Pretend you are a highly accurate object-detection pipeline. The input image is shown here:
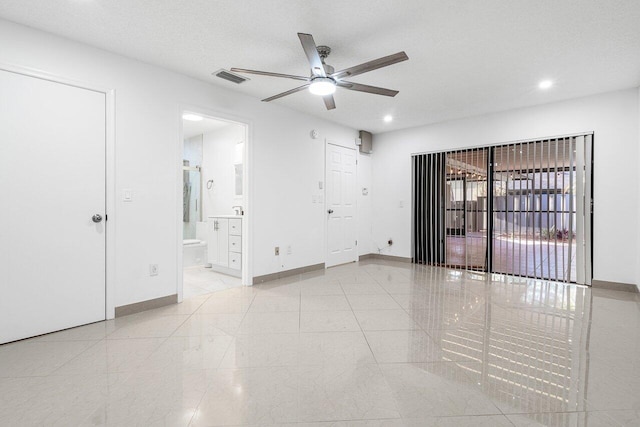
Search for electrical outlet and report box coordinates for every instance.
[287,245,292,255]
[275,246,280,256]
[149,264,159,276]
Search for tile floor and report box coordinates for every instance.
[183,266,243,298]
[1,260,639,426]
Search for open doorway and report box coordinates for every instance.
[180,111,249,299]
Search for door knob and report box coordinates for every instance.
[92,214,103,223]
[327,209,334,214]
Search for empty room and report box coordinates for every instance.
[1,1,639,426]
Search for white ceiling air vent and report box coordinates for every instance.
[212,69,250,84]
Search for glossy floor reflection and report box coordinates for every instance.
[183,266,243,299]
[1,260,639,426]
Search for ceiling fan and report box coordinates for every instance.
[231,33,408,110]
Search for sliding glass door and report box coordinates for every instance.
[444,148,489,270]
[412,134,593,284]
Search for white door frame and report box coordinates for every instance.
[177,106,253,300]
[0,62,117,319]
[325,140,358,268]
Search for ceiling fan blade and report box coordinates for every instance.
[298,33,326,77]
[323,94,336,110]
[337,81,399,97]
[262,84,310,102]
[230,68,310,82]
[332,51,408,80]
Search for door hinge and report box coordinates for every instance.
[105,214,108,221]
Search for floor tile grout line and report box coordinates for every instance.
[219,292,257,337]
[341,282,381,366]
[107,314,192,375]
[374,269,442,341]
[187,292,258,427]
[35,339,104,377]
[375,266,487,367]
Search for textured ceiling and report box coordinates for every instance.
[1,1,639,133]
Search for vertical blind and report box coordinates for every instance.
[412,152,446,265]
[412,135,593,284]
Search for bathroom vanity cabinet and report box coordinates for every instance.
[206,215,242,277]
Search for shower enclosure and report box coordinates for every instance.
[183,160,201,240]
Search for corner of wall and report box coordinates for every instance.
[357,150,374,256]
[637,86,640,289]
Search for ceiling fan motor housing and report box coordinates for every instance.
[316,46,335,75]
[316,45,331,59]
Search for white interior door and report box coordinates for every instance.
[326,143,357,267]
[0,70,106,344]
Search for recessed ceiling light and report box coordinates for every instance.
[383,115,393,122]
[538,80,553,90]
[182,113,203,121]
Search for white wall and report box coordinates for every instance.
[638,87,640,286]
[201,124,244,218]
[0,19,364,307]
[357,152,373,256]
[372,89,640,287]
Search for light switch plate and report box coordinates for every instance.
[123,189,133,202]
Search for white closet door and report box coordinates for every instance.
[0,70,106,344]
[326,143,357,267]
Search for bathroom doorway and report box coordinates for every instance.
[179,111,250,299]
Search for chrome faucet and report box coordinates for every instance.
[232,205,243,215]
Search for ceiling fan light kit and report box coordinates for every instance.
[308,77,336,96]
[231,33,408,110]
